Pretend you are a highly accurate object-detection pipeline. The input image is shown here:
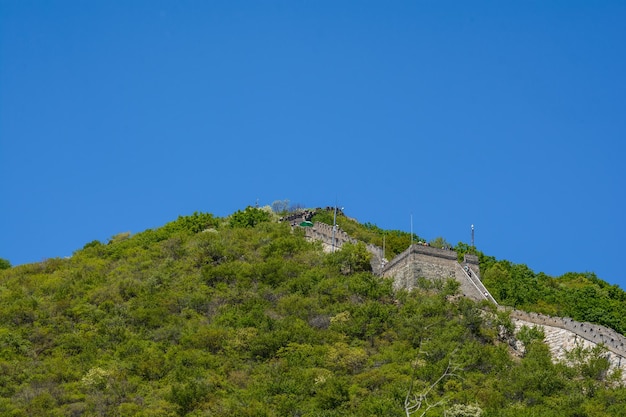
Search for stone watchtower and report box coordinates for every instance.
[381,245,494,303]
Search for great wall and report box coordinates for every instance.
[285,211,626,377]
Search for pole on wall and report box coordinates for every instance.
[471,224,475,250]
[410,213,414,285]
[381,233,386,270]
[332,203,343,252]
[332,205,338,252]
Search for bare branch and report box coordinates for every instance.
[404,350,462,417]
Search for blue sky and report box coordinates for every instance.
[1,1,625,288]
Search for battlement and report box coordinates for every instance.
[509,309,626,358]
[382,244,458,271]
[304,222,357,248]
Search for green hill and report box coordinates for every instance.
[0,208,625,416]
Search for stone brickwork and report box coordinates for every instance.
[455,262,494,302]
[464,253,480,276]
[303,222,357,250]
[510,309,626,358]
[512,314,626,380]
[380,244,492,302]
[381,244,456,290]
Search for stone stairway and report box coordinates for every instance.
[457,262,498,304]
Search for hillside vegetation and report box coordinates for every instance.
[314,208,626,336]
[1,207,625,416]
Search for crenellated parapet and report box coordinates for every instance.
[380,244,490,301]
[303,222,357,249]
[510,311,626,380]
[509,309,626,359]
[382,243,458,271]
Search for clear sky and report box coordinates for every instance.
[1,1,625,288]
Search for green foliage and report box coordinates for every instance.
[566,344,613,383]
[327,242,372,275]
[481,260,626,335]
[516,325,545,350]
[0,206,625,416]
[311,210,420,258]
[444,403,483,417]
[0,257,12,270]
[229,206,271,228]
[164,211,219,234]
[169,379,211,415]
[429,236,452,249]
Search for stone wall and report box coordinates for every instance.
[512,315,626,380]
[380,244,492,302]
[464,254,480,277]
[455,262,493,302]
[303,222,357,250]
[381,244,456,291]
[509,309,626,358]
[301,222,384,274]
[382,244,458,270]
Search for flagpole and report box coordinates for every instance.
[410,213,413,247]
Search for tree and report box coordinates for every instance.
[0,258,11,270]
[444,404,483,417]
[566,344,612,382]
[481,263,511,304]
[164,211,218,234]
[429,237,451,249]
[405,355,461,416]
[271,199,290,214]
[516,325,545,353]
[229,206,271,228]
[329,242,372,275]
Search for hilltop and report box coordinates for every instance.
[0,207,625,416]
